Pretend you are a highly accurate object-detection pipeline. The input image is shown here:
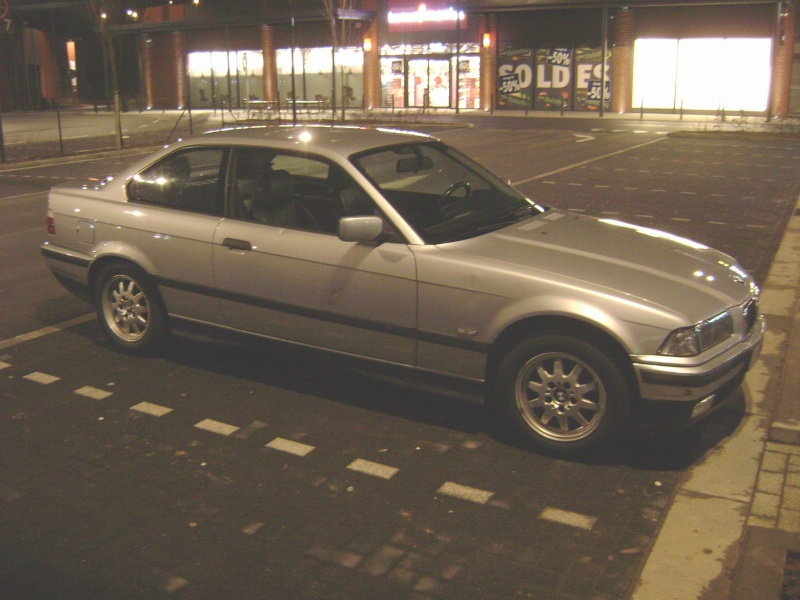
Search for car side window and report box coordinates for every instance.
[128,148,225,215]
[231,149,378,235]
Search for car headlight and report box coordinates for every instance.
[658,311,734,357]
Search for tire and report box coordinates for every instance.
[494,335,631,456]
[94,262,168,355]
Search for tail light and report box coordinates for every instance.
[46,210,56,235]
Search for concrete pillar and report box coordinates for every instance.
[362,20,380,109]
[770,4,795,119]
[479,14,497,111]
[611,8,634,114]
[260,25,279,103]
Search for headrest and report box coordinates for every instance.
[268,169,293,197]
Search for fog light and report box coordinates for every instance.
[691,395,715,418]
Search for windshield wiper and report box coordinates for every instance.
[476,206,535,233]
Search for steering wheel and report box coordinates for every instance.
[436,181,472,213]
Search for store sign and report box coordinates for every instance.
[388,1,466,32]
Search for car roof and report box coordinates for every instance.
[189,125,437,156]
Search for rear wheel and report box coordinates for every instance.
[94,263,167,355]
[495,335,631,455]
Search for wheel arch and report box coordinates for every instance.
[88,255,168,319]
[88,252,158,299]
[485,315,639,402]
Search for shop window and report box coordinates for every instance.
[633,38,771,112]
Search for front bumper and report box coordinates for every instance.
[631,315,765,424]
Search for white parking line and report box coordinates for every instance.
[539,507,597,530]
[512,137,666,185]
[347,459,399,480]
[194,418,240,436]
[0,314,95,350]
[74,386,112,400]
[131,402,173,417]
[266,437,315,456]
[437,481,494,505]
[23,372,60,385]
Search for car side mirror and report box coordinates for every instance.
[338,216,384,243]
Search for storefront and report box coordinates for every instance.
[472,0,796,117]
[380,43,481,108]
[380,1,482,109]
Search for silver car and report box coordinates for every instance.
[41,126,765,455]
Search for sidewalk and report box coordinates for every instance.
[633,190,800,599]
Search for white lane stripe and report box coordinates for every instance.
[513,137,666,185]
[266,437,315,456]
[131,402,173,417]
[539,507,597,530]
[74,386,112,400]
[194,419,240,436]
[23,372,60,384]
[437,481,494,505]
[347,459,399,480]
[0,314,95,350]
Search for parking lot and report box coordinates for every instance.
[1,114,799,598]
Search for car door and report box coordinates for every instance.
[125,146,227,325]
[212,147,418,365]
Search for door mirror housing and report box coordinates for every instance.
[338,216,384,243]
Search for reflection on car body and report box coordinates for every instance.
[41,126,765,456]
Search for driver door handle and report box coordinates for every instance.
[222,238,252,251]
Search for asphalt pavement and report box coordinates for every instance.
[1,107,799,599]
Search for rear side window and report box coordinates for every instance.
[128,148,226,215]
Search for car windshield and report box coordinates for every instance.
[351,141,547,244]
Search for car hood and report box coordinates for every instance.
[443,210,756,322]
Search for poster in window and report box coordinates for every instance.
[535,47,572,111]
[574,47,611,112]
[497,48,534,111]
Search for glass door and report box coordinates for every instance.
[408,58,451,108]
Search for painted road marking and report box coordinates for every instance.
[437,481,494,505]
[347,459,399,480]
[194,419,240,436]
[0,314,95,351]
[23,372,60,384]
[74,386,112,400]
[266,437,315,457]
[0,361,10,371]
[131,402,173,417]
[540,507,597,530]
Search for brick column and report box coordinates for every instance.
[172,31,186,109]
[139,33,153,109]
[611,8,634,114]
[260,25,279,103]
[362,20,380,109]
[479,14,497,111]
[770,5,795,119]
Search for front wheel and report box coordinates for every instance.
[494,335,631,455]
[94,262,168,355]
